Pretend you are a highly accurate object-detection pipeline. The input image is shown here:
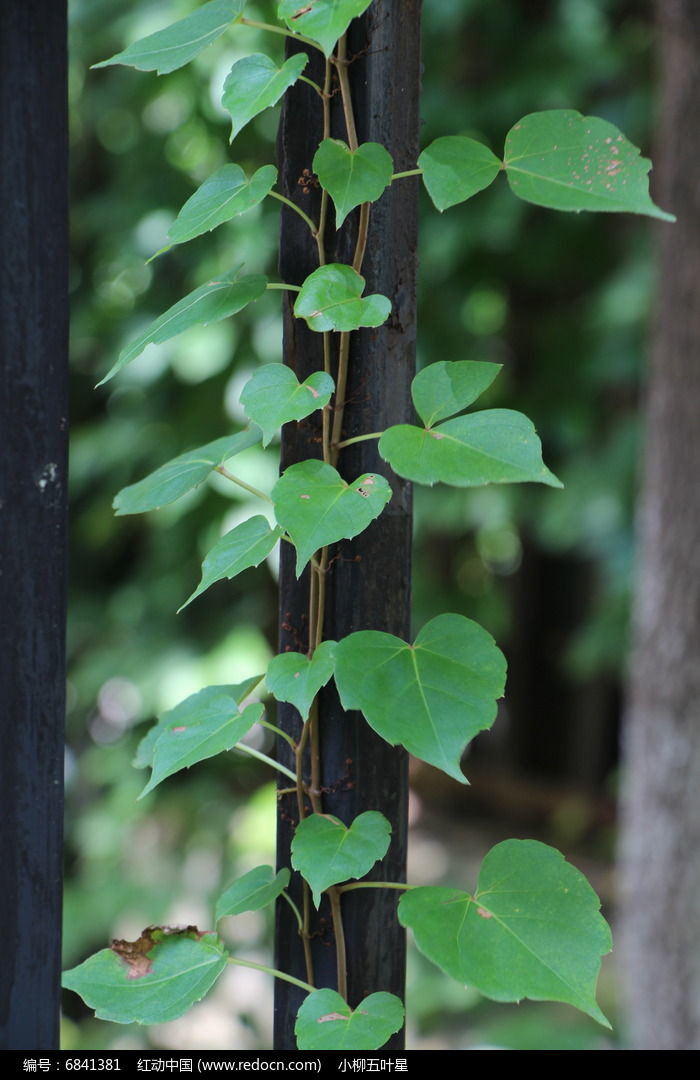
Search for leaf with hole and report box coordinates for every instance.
[272,459,392,576]
[266,640,337,721]
[62,929,228,1024]
[313,139,394,228]
[215,866,291,922]
[379,410,562,489]
[223,52,309,141]
[113,428,261,516]
[179,517,283,611]
[296,988,404,1051]
[93,0,245,75]
[398,839,612,1026]
[334,613,506,783]
[277,0,374,57]
[98,273,267,384]
[291,811,391,907]
[165,165,277,249]
[294,264,391,333]
[240,363,335,447]
[411,361,502,427]
[418,135,501,211]
[504,110,675,221]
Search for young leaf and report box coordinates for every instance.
[139,687,264,798]
[412,361,502,427]
[313,139,394,229]
[166,165,278,248]
[240,363,335,447]
[294,264,391,333]
[113,428,261,516]
[98,273,267,384]
[418,135,501,211]
[222,53,309,141]
[272,459,392,576]
[215,866,291,922]
[398,839,612,1027]
[266,640,337,721]
[291,811,391,907]
[277,0,374,57]
[334,613,506,783]
[504,110,675,222]
[179,517,283,611]
[93,0,245,75]
[379,410,563,489]
[295,989,404,1051]
[62,928,228,1025]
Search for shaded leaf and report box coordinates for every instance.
[272,459,392,575]
[294,264,391,333]
[266,640,337,721]
[334,613,506,783]
[291,811,391,906]
[412,361,501,427]
[419,135,501,211]
[223,52,308,140]
[179,517,283,611]
[399,839,612,1026]
[277,0,373,57]
[240,363,335,447]
[215,866,291,922]
[166,165,277,248]
[504,110,675,222]
[296,988,404,1051]
[313,139,393,228]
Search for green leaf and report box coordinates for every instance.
[294,264,391,333]
[418,135,502,211]
[504,110,675,222]
[222,53,309,141]
[277,0,373,57]
[412,361,502,427]
[272,459,392,575]
[93,0,245,75]
[166,165,277,248]
[240,363,335,447]
[296,989,404,1051]
[266,640,337,721]
[398,839,612,1027]
[379,410,563,489]
[113,428,261,516]
[62,929,228,1025]
[139,686,264,797]
[313,139,394,228]
[334,613,506,783]
[99,273,267,384]
[291,811,391,907]
[179,517,283,611]
[215,866,291,922]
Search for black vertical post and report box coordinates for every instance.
[0,0,68,1051]
[275,2,421,1050]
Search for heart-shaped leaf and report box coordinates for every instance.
[412,361,502,427]
[62,928,228,1024]
[93,0,245,75]
[418,135,501,211]
[113,427,261,516]
[313,139,394,228]
[272,460,392,575]
[379,410,562,489]
[291,811,391,906]
[266,640,337,721]
[179,517,283,611]
[215,866,291,922]
[278,1,374,57]
[398,839,612,1026]
[294,264,391,333]
[240,363,335,447]
[98,273,267,385]
[504,110,675,222]
[139,686,264,798]
[295,988,404,1051]
[334,613,506,783]
[166,165,277,249]
[223,52,309,141]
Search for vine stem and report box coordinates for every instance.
[269,191,318,237]
[392,168,423,180]
[233,743,296,782]
[238,17,325,55]
[333,36,358,151]
[328,887,348,1000]
[337,881,413,894]
[280,889,304,933]
[260,718,297,751]
[334,431,383,450]
[215,466,271,502]
[267,282,301,293]
[228,955,315,995]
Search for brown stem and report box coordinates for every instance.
[328,887,348,1001]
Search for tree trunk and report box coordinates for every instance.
[620,0,700,1050]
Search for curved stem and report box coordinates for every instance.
[233,743,297,782]
[227,955,315,994]
[337,880,414,894]
[260,718,297,752]
[299,74,324,97]
[269,191,318,237]
[333,431,383,450]
[238,17,325,55]
[280,889,304,933]
[215,466,271,503]
[267,281,301,293]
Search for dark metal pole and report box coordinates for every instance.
[0,0,68,1051]
[274,1,421,1050]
